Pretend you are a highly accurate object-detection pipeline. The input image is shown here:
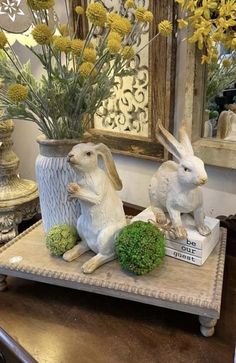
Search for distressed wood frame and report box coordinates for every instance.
[183,43,236,170]
[70,0,177,161]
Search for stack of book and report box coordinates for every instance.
[131,208,220,266]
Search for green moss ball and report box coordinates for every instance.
[46,224,78,256]
[115,221,165,275]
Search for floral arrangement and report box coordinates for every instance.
[0,0,172,140]
[176,0,236,64]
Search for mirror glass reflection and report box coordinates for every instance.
[204,47,236,141]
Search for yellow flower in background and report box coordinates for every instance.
[177,19,188,29]
[223,59,231,68]
[124,0,135,9]
[219,0,236,17]
[0,31,7,49]
[158,20,173,36]
[212,30,224,42]
[79,62,96,77]
[231,38,236,49]
[122,46,135,59]
[86,3,107,27]
[108,31,122,43]
[7,84,28,103]
[32,24,53,45]
[53,37,72,53]
[58,24,69,37]
[186,0,198,12]
[83,48,97,63]
[75,6,84,15]
[135,7,146,22]
[144,11,154,23]
[201,55,211,64]
[27,0,54,10]
[189,29,204,49]
[71,39,84,55]
[107,39,121,54]
[219,17,236,29]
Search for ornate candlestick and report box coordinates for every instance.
[0,120,39,243]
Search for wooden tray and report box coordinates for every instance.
[0,221,227,337]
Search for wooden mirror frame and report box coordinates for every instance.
[70,0,177,161]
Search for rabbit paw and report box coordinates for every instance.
[81,260,97,274]
[67,183,80,201]
[67,182,80,193]
[156,212,167,225]
[173,226,188,240]
[63,250,75,262]
[197,224,211,236]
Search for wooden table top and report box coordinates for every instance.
[0,254,235,363]
[0,222,227,319]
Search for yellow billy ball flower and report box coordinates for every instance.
[177,18,188,29]
[32,24,53,45]
[0,31,7,49]
[71,38,84,55]
[27,0,54,10]
[7,84,28,103]
[108,14,132,36]
[135,7,146,22]
[158,20,173,36]
[58,24,69,37]
[86,3,107,27]
[53,36,72,53]
[144,11,154,23]
[122,46,135,59]
[75,6,84,15]
[83,48,97,63]
[87,41,94,49]
[107,39,121,54]
[108,31,122,43]
[124,0,135,9]
[79,62,97,77]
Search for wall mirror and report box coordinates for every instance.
[71,0,177,161]
[204,48,236,143]
[183,42,236,170]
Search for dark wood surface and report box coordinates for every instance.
[0,204,235,363]
[0,328,37,363]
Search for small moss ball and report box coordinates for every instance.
[115,221,165,275]
[46,224,78,256]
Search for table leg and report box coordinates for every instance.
[199,316,217,337]
[0,275,7,291]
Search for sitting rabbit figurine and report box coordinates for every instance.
[149,120,211,239]
[63,142,126,274]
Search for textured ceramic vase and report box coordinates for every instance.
[36,136,81,233]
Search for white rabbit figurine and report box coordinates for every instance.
[149,120,211,239]
[63,142,126,274]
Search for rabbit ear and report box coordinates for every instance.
[95,143,123,191]
[156,119,185,161]
[178,121,194,156]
